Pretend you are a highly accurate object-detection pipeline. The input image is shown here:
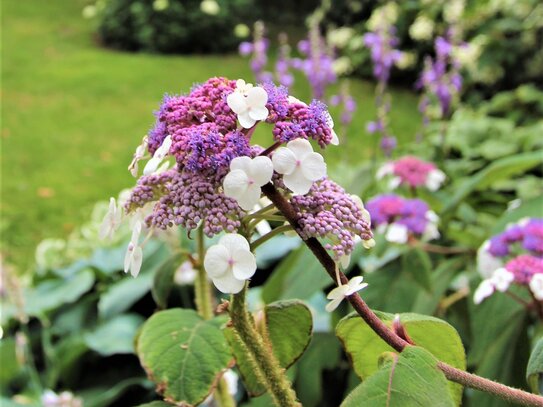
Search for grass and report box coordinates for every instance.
[1,0,420,272]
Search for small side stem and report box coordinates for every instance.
[194,225,236,406]
[250,224,293,250]
[194,225,213,320]
[230,287,300,407]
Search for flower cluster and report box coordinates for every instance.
[289,178,373,260]
[377,156,446,191]
[475,218,543,303]
[366,194,439,244]
[363,26,402,85]
[291,23,336,100]
[42,390,82,407]
[105,76,372,294]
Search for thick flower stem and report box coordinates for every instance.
[194,225,235,407]
[230,287,301,407]
[261,182,543,407]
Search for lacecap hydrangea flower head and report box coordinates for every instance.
[103,77,373,293]
[474,218,543,304]
[365,194,439,244]
[377,156,446,191]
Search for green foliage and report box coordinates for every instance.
[336,311,465,405]
[137,308,232,405]
[84,314,145,356]
[151,252,184,309]
[341,347,455,407]
[527,338,543,394]
[224,300,313,395]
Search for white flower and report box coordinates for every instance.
[477,241,503,278]
[272,139,327,195]
[143,135,172,175]
[124,222,143,277]
[128,136,148,177]
[362,238,376,249]
[376,163,393,179]
[204,234,257,294]
[422,211,440,241]
[174,259,197,285]
[473,279,495,304]
[99,197,122,240]
[326,276,368,312]
[530,274,543,301]
[227,82,269,129]
[287,96,307,106]
[490,268,514,292]
[223,156,273,210]
[323,111,339,145]
[385,223,409,244]
[222,369,239,395]
[409,15,434,40]
[200,0,220,15]
[426,169,446,191]
[388,176,402,190]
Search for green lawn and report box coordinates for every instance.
[2,0,420,272]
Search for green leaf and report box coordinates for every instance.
[262,246,331,303]
[224,300,313,396]
[0,338,22,390]
[25,268,95,316]
[402,249,432,292]
[341,347,455,407]
[80,377,150,407]
[133,402,173,407]
[84,313,144,356]
[443,151,543,213]
[137,309,232,406]
[152,252,184,309]
[336,311,465,405]
[527,338,543,394]
[492,195,543,234]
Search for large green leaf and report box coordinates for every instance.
[336,311,465,405]
[527,338,543,394]
[152,252,184,309]
[402,249,432,292]
[224,300,312,396]
[79,377,150,407]
[137,309,232,406]
[261,246,331,303]
[443,151,543,213]
[84,313,144,356]
[25,268,95,316]
[341,347,455,407]
[134,402,172,407]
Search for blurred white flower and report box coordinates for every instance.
[272,139,327,195]
[409,15,434,40]
[200,0,220,15]
[323,111,339,145]
[42,390,83,407]
[174,259,197,285]
[490,268,514,292]
[326,276,368,312]
[124,221,143,277]
[327,27,355,48]
[143,135,172,175]
[332,56,353,76]
[223,156,273,210]
[477,240,503,278]
[128,136,148,177]
[227,82,269,129]
[99,197,122,240]
[530,274,543,301]
[426,169,446,191]
[473,279,494,304]
[385,223,409,244]
[204,234,256,293]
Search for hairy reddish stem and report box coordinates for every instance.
[261,182,543,407]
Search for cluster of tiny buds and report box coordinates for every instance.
[474,218,543,304]
[101,77,374,295]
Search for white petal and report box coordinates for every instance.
[255,220,272,236]
[212,274,246,294]
[237,183,262,210]
[301,152,327,181]
[248,106,269,121]
[286,138,314,159]
[283,168,314,195]
[340,254,351,269]
[246,86,268,107]
[325,297,344,312]
[474,280,495,304]
[362,238,376,249]
[238,112,256,129]
[491,268,514,292]
[388,176,402,190]
[529,275,543,300]
[130,246,143,277]
[330,129,339,145]
[272,147,297,175]
[227,92,247,114]
[426,169,446,191]
[326,284,349,300]
[204,245,230,278]
[219,233,251,252]
[288,96,307,106]
[130,221,142,245]
[124,243,134,274]
[223,170,249,199]
[236,79,247,89]
[231,249,257,280]
[385,223,409,244]
[143,155,164,175]
[376,163,393,179]
[248,156,273,186]
[230,156,252,173]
